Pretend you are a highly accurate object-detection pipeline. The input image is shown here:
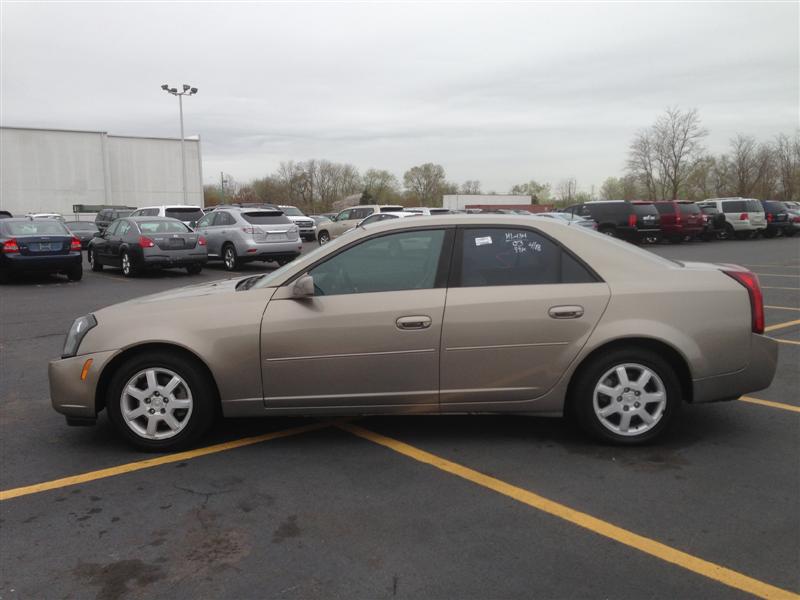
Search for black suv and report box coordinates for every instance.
[698,205,726,240]
[564,201,659,243]
[95,208,135,232]
[760,200,791,238]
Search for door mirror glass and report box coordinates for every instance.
[293,274,315,298]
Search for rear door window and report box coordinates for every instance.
[456,228,596,287]
[215,212,236,226]
[722,200,747,213]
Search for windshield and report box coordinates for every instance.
[137,220,191,233]
[633,204,659,216]
[3,220,70,236]
[66,222,98,231]
[280,206,304,216]
[243,211,292,225]
[165,208,204,221]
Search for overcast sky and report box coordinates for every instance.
[2,2,798,193]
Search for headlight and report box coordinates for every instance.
[62,314,97,358]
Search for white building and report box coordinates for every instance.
[442,194,532,210]
[0,126,203,216]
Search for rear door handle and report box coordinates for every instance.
[396,315,432,330]
[548,305,584,319]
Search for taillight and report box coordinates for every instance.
[739,213,748,221]
[722,269,764,334]
[241,227,256,234]
[70,237,82,251]
[793,216,800,223]
[628,214,637,227]
[2,238,19,254]
[767,213,773,222]
[198,236,207,246]
[138,236,155,248]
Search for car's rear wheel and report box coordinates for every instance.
[121,251,137,277]
[318,230,330,245]
[67,265,83,281]
[734,231,750,240]
[106,351,216,451]
[222,244,239,271]
[570,348,681,445]
[186,264,202,275]
[89,249,103,271]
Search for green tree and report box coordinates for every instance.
[403,163,447,206]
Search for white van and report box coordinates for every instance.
[696,198,766,239]
[129,205,205,228]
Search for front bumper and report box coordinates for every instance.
[692,334,778,403]
[49,349,117,419]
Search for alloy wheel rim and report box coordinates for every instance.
[224,248,234,269]
[122,254,130,274]
[120,367,193,440]
[319,233,329,244]
[592,363,666,436]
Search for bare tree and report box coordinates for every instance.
[460,180,482,194]
[729,134,774,197]
[555,178,578,203]
[509,180,551,203]
[627,129,660,200]
[775,132,800,201]
[403,163,447,206]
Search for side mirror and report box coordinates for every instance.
[293,274,314,298]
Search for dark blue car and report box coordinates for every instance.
[0,218,83,283]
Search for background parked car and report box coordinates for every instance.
[785,208,800,237]
[0,210,12,219]
[0,217,82,283]
[129,205,205,228]
[652,201,703,243]
[534,212,597,229]
[697,205,727,241]
[88,217,207,277]
[95,208,134,232]
[64,221,100,249]
[629,202,662,242]
[564,200,658,243]
[278,205,317,241]
[309,215,332,229]
[759,200,791,238]
[698,198,766,240]
[403,207,453,215]
[195,207,301,271]
[317,205,406,244]
[354,211,420,229]
[26,212,65,222]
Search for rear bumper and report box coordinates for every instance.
[692,334,778,403]
[1,252,82,272]
[49,349,117,419]
[140,250,208,268]
[237,239,303,261]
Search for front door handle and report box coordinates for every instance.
[548,305,584,319]
[396,315,432,330]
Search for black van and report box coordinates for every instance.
[563,201,660,243]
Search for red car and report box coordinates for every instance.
[653,201,704,243]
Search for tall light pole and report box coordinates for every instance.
[161,83,198,204]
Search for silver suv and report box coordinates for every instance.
[195,207,302,271]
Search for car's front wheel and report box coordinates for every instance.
[318,230,330,245]
[570,348,681,445]
[89,249,103,271]
[106,351,216,451]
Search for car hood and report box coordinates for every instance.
[103,277,244,311]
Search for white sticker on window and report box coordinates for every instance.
[475,236,493,246]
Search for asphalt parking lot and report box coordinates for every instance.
[1,238,798,599]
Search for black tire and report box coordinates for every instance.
[723,223,735,240]
[222,244,239,271]
[318,230,330,245]
[669,235,683,244]
[106,351,216,451]
[121,251,137,277]
[569,347,681,445]
[763,229,776,239]
[734,231,750,240]
[89,249,103,271]
[598,226,617,238]
[186,264,203,275]
[0,269,10,284]
[67,264,83,281]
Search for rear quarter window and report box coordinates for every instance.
[722,200,747,213]
[242,212,292,225]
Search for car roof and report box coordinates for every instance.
[126,216,184,221]
[135,205,202,210]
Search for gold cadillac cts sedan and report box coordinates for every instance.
[49,215,778,450]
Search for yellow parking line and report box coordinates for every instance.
[765,305,800,311]
[339,423,799,600]
[772,338,800,346]
[764,319,800,332]
[0,421,333,502]
[738,396,800,413]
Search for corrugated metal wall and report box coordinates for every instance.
[0,127,203,215]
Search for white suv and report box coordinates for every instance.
[278,206,316,241]
[697,198,766,240]
[130,205,205,228]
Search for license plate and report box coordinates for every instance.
[169,239,185,248]
[268,233,287,241]
[36,243,52,252]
